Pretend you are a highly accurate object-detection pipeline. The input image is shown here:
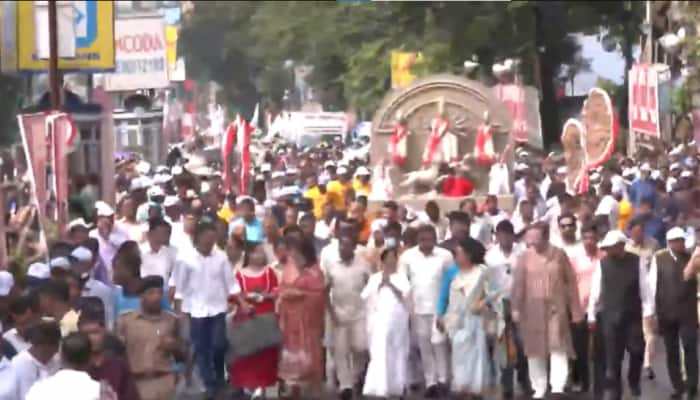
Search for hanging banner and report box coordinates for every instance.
[494,84,543,148]
[391,51,422,89]
[165,25,178,80]
[17,112,49,234]
[103,16,169,91]
[16,0,115,72]
[49,115,72,236]
[628,63,660,137]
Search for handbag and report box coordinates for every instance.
[228,312,283,358]
[227,267,284,358]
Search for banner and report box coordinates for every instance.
[493,84,543,148]
[391,51,421,89]
[17,112,49,236]
[15,0,115,72]
[628,63,660,137]
[47,114,72,235]
[103,16,169,91]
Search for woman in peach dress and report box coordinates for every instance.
[277,239,326,399]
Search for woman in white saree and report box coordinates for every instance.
[361,247,411,399]
[444,239,495,399]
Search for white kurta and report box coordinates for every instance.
[361,272,411,397]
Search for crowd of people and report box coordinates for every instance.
[1,139,700,400]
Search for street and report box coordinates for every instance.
[176,342,681,400]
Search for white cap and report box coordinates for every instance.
[651,170,662,180]
[337,166,348,175]
[279,186,301,197]
[599,230,628,248]
[68,218,93,230]
[261,163,272,173]
[590,172,601,182]
[0,271,14,296]
[70,246,93,263]
[271,171,285,179]
[95,201,115,217]
[26,263,50,280]
[130,176,145,191]
[682,170,693,178]
[640,163,652,172]
[666,227,686,241]
[163,196,179,207]
[49,257,71,270]
[263,199,276,209]
[355,166,370,176]
[155,165,169,174]
[556,166,568,175]
[324,161,335,169]
[135,160,151,174]
[671,162,682,171]
[255,174,265,181]
[185,189,197,199]
[515,163,529,172]
[147,186,165,198]
[153,174,172,184]
[236,195,254,205]
[286,168,298,175]
[171,165,184,175]
[200,182,211,193]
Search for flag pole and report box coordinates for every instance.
[48,1,62,109]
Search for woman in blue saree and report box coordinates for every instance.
[443,239,494,398]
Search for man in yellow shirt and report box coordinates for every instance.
[352,166,372,197]
[304,176,330,219]
[327,166,352,212]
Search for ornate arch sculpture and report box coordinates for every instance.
[371,74,513,193]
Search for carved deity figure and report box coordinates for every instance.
[390,110,410,167]
[422,97,460,168]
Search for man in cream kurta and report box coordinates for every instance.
[399,225,454,397]
[322,234,372,400]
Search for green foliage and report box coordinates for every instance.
[179,2,643,116]
[672,82,692,116]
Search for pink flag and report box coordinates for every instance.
[222,120,238,194]
[237,116,255,195]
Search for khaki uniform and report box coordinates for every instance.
[118,310,180,400]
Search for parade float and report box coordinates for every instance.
[369,73,518,210]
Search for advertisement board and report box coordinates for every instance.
[103,16,169,91]
[16,0,115,72]
[628,63,660,137]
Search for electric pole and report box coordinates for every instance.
[48,0,61,109]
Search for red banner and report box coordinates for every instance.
[493,83,528,142]
[17,113,49,230]
[628,64,660,137]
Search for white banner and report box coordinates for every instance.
[103,16,169,91]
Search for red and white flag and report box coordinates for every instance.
[236,115,255,195]
[221,120,237,194]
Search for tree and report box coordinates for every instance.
[179,1,640,139]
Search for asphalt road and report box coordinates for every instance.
[177,344,682,400]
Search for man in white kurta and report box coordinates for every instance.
[399,225,454,397]
[323,234,372,399]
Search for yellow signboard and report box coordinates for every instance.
[391,51,422,89]
[165,25,178,75]
[16,0,115,72]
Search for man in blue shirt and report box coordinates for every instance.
[635,199,666,247]
[629,164,656,210]
[228,197,265,242]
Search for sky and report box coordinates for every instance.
[566,33,640,96]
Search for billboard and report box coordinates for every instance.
[628,63,660,137]
[15,0,115,72]
[103,16,169,91]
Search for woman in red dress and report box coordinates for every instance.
[229,241,280,397]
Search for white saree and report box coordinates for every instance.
[361,272,411,397]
